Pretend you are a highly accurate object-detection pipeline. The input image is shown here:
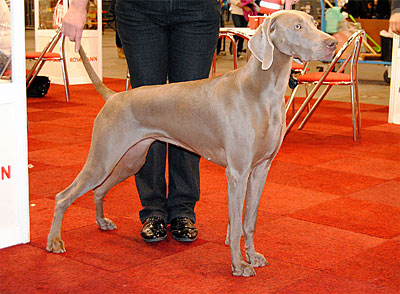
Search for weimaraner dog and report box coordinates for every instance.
[46,10,337,276]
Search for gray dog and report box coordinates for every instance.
[46,11,337,277]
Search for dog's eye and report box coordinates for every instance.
[294,24,302,30]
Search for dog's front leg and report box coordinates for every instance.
[226,167,256,277]
[243,161,271,268]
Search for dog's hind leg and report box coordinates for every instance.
[46,171,104,253]
[93,139,154,230]
[46,133,144,253]
[242,160,271,268]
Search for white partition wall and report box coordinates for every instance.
[389,34,400,124]
[33,0,102,85]
[0,0,30,249]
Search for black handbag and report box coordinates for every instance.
[27,76,51,98]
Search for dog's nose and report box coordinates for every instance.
[326,38,337,50]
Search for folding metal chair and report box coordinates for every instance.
[285,30,365,142]
[26,26,70,101]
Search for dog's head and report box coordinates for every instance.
[248,10,337,70]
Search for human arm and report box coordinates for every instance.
[390,0,400,34]
[62,0,88,52]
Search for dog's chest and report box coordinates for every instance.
[253,103,286,162]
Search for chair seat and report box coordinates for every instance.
[297,72,352,83]
[291,62,305,70]
[26,52,61,59]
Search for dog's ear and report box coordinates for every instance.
[248,17,275,70]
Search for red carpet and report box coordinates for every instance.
[1,79,399,293]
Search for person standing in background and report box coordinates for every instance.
[230,0,252,57]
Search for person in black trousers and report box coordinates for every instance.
[61,0,220,243]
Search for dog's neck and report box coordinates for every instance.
[241,52,292,102]
[247,50,292,77]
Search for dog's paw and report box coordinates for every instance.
[96,218,117,231]
[246,252,268,268]
[232,261,256,277]
[46,237,66,253]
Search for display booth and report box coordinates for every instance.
[33,0,102,85]
[389,34,400,124]
[0,0,30,249]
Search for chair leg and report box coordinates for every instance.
[285,84,299,114]
[350,84,358,142]
[26,59,46,88]
[60,35,70,102]
[305,84,311,112]
[0,57,11,78]
[292,97,296,115]
[298,84,333,130]
[354,81,361,139]
[286,87,319,135]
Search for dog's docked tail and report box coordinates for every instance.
[78,46,116,102]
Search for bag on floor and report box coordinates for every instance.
[27,76,50,98]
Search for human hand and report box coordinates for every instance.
[61,0,88,52]
[389,13,400,35]
[285,0,300,10]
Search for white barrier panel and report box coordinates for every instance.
[0,0,30,249]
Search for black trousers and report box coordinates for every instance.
[116,0,220,224]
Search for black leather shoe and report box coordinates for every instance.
[140,216,167,242]
[170,217,198,242]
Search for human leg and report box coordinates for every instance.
[165,1,220,239]
[116,0,169,230]
[231,13,247,53]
